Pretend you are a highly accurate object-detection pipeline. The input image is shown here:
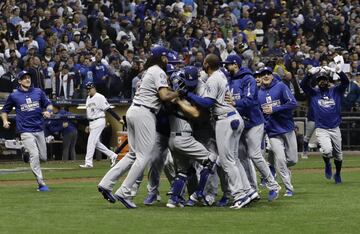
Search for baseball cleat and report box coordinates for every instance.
[185,199,196,207]
[79,164,93,168]
[284,190,294,197]
[114,194,137,209]
[98,186,116,203]
[301,153,308,159]
[247,190,260,202]
[325,163,332,180]
[143,193,161,205]
[204,194,215,206]
[268,189,279,202]
[230,196,251,209]
[334,173,342,184]
[37,185,50,192]
[166,198,184,208]
[217,196,230,207]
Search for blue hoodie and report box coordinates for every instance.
[300,72,349,129]
[228,68,264,129]
[258,78,297,137]
[2,87,51,133]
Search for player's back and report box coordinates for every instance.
[204,70,236,117]
[132,65,168,113]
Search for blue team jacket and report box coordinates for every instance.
[2,87,51,133]
[46,110,77,135]
[228,68,264,129]
[300,72,349,129]
[258,78,297,137]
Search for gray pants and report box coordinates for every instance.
[304,121,316,142]
[215,114,249,201]
[99,105,157,198]
[168,132,217,172]
[269,131,298,192]
[20,131,47,186]
[147,134,175,194]
[240,124,280,191]
[315,127,343,161]
[62,130,78,160]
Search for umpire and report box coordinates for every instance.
[1,71,53,192]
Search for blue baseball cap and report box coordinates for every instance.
[17,71,31,80]
[150,46,170,57]
[223,54,242,66]
[259,66,273,74]
[254,70,262,77]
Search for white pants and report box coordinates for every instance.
[84,118,116,166]
[315,127,343,161]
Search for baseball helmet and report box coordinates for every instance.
[254,70,262,77]
[183,66,199,89]
[85,82,95,89]
[17,71,31,80]
[167,51,182,64]
[166,64,176,75]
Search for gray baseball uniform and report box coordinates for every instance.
[240,124,281,191]
[98,65,169,199]
[203,70,250,201]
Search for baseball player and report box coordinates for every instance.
[1,71,53,192]
[80,82,120,168]
[224,55,281,201]
[187,54,258,209]
[300,66,349,183]
[166,66,218,208]
[258,67,298,197]
[97,46,179,208]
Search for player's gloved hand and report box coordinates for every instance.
[333,55,345,72]
[322,66,336,75]
[308,66,321,75]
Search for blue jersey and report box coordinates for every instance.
[46,110,77,135]
[300,72,349,129]
[2,87,51,133]
[258,78,297,137]
[228,68,264,129]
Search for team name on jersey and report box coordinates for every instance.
[317,98,335,108]
[20,98,40,112]
[261,99,281,108]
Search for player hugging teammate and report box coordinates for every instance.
[96,45,348,209]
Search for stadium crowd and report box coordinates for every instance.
[0,0,359,110]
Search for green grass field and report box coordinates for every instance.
[1,155,360,234]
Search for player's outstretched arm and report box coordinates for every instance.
[176,98,200,118]
[159,87,179,102]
